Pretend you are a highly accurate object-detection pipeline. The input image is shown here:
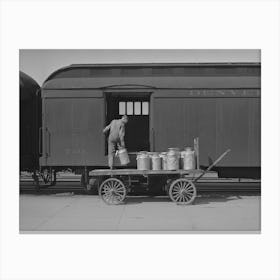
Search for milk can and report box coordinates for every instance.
[150,152,162,170]
[167,148,180,170]
[136,151,151,170]
[182,147,195,170]
[117,148,130,165]
[160,152,168,170]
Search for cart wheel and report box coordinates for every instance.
[169,178,196,205]
[99,178,126,205]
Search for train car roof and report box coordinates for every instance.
[20,71,40,100]
[43,63,261,90]
[68,62,261,67]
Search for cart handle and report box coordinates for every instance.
[193,149,231,182]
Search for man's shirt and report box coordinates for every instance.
[104,119,125,146]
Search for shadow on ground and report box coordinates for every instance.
[20,181,260,206]
[118,193,259,205]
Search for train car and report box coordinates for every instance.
[39,63,261,186]
[20,71,41,172]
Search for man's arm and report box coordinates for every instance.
[103,122,112,133]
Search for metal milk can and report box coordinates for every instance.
[136,151,151,170]
[150,152,162,170]
[117,148,130,165]
[182,147,195,170]
[166,148,180,170]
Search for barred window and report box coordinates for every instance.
[118,101,149,116]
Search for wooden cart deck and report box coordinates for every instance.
[89,168,214,177]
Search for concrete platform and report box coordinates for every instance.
[20,193,261,232]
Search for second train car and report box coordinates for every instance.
[38,63,261,187]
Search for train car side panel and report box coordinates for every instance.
[152,93,217,166]
[248,98,261,166]
[151,90,260,168]
[216,97,261,167]
[41,90,106,166]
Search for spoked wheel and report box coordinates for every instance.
[99,178,126,205]
[169,178,196,205]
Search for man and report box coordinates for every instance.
[103,115,128,169]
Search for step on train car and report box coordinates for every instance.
[38,63,261,189]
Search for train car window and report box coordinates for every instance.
[118,101,150,116]
[142,102,149,115]
[134,102,141,115]
[119,102,126,115]
[126,102,133,115]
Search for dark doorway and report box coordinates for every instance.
[106,93,150,153]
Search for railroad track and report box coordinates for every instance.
[20,180,261,194]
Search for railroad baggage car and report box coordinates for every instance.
[20,71,41,171]
[38,63,261,186]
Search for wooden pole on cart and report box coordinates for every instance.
[193,149,231,183]
[194,137,200,170]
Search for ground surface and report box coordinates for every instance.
[20,192,260,232]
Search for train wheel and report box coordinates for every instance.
[33,172,40,192]
[34,169,56,191]
[169,178,196,205]
[80,172,86,188]
[165,179,173,196]
[84,178,99,195]
[99,178,126,205]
